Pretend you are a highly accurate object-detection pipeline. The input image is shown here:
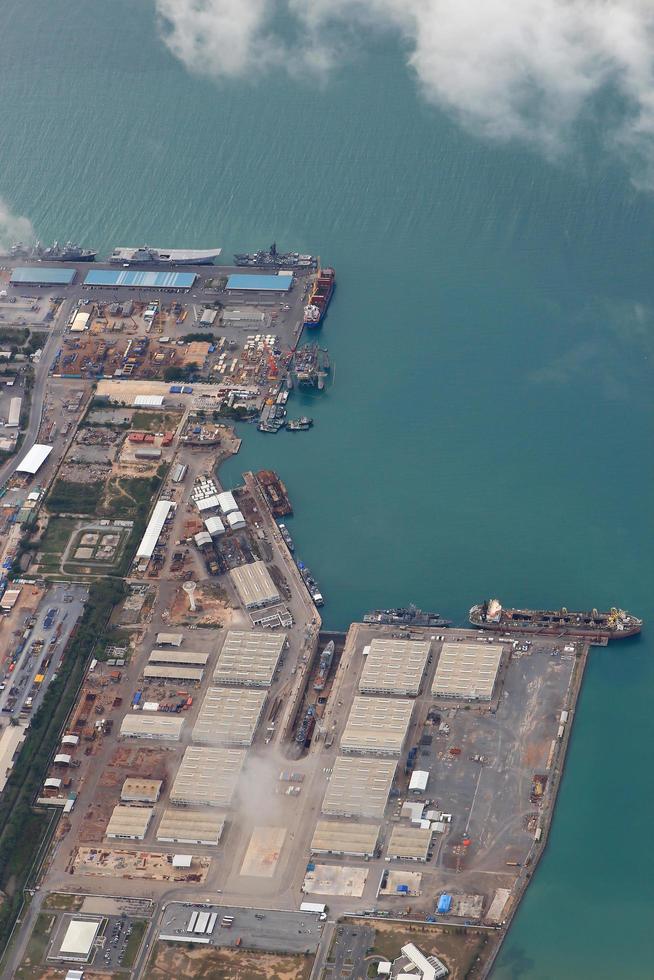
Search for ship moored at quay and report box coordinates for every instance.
[470,598,642,642]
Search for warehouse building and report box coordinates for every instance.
[322,756,396,819]
[49,918,101,962]
[148,649,209,668]
[11,266,75,286]
[143,665,204,684]
[386,824,433,862]
[310,821,380,858]
[226,273,293,292]
[6,396,21,428]
[170,746,246,807]
[70,311,90,332]
[204,516,225,537]
[106,804,153,840]
[120,777,162,804]
[214,630,286,687]
[432,642,503,700]
[156,808,226,846]
[135,500,174,560]
[119,715,184,741]
[217,490,238,514]
[229,561,280,610]
[192,687,267,746]
[156,632,183,647]
[359,637,431,696]
[340,696,414,756]
[84,269,196,291]
[16,443,52,475]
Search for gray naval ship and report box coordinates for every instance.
[109,245,221,265]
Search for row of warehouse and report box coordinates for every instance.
[11,266,295,293]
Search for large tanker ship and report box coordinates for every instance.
[469,599,642,641]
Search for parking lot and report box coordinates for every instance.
[160,903,324,953]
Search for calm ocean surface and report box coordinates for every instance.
[2,1,653,975]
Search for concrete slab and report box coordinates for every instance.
[302,864,368,897]
[240,827,287,878]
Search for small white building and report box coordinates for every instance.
[226,510,246,530]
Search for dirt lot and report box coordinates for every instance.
[168,581,233,627]
[147,943,314,980]
[357,920,495,980]
[72,847,210,882]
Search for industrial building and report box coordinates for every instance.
[321,756,396,818]
[119,715,184,741]
[310,821,380,858]
[399,943,448,980]
[409,770,429,793]
[142,665,204,683]
[156,632,183,646]
[192,687,267,746]
[6,396,21,428]
[16,443,52,475]
[135,500,174,560]
[214,630,286,687]
[359,637,431,696]
[226,273,293,292]
[156,808,226,846]
[50,918,101,962]
[11,266,76,286]
[340,696,414,756]
[170,746,246,807]
[226,510,246,530]
[83,269,196,290]
[106,804,153,840]
[70,311,90,332]
[229,561,280,610]
[217,490,238,514]
[432,642,503,700]
[120,777,162,804]
[386,825,433,862]
[204,516,225,537]
[148,649,209,668]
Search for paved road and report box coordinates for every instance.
[0,296,73,488]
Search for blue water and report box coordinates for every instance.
[1,1,653,975]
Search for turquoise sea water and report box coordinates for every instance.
[1,1,653,975]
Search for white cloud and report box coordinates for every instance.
[155,0,654,174]
[0,199,34,254]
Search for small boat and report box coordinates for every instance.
[286,417,313,431]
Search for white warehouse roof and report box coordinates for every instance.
[217,490,238,514]
[340,696,414,756]
[170,746,246,807]
[409,770,429,792]
[157,808,225,845]
[229,561,280,609]
[359,637,431,696]
[7,396,21,427]
[204,516,225,536]
[156,632,183,646]
[133,394,164,407]
[120,715,184,740]
[16,443,52,474]
[322,756,396,818]
[106,804,153,840]
[136,500,174,559]
[59,919,100,959]
[432,642,503,700]
[192,687,267,746]
[214,630,286,687]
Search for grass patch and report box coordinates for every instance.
[15,912,55,977]
[38,517,77,557]
[122,918,147,968]
[42,893,83,912]
[47,480,105,515]
[130,410,182,432]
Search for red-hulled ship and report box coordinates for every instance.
[469,599,642,642]
[303,267,335,328]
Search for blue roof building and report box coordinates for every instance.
[11,267,76,286]
[226,273,293,292]
[437,894,452,914]
[83,269,196,290]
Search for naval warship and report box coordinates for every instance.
[109,246,221,265]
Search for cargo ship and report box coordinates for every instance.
[469,599,642,641]
[109,246,221,265]
[234,243,317,268]
[303,267,335,328]
[364,605,452,628]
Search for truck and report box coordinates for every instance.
[299,902,327,919]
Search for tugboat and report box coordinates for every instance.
[469,599,642,642]
[286,417,313,431]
